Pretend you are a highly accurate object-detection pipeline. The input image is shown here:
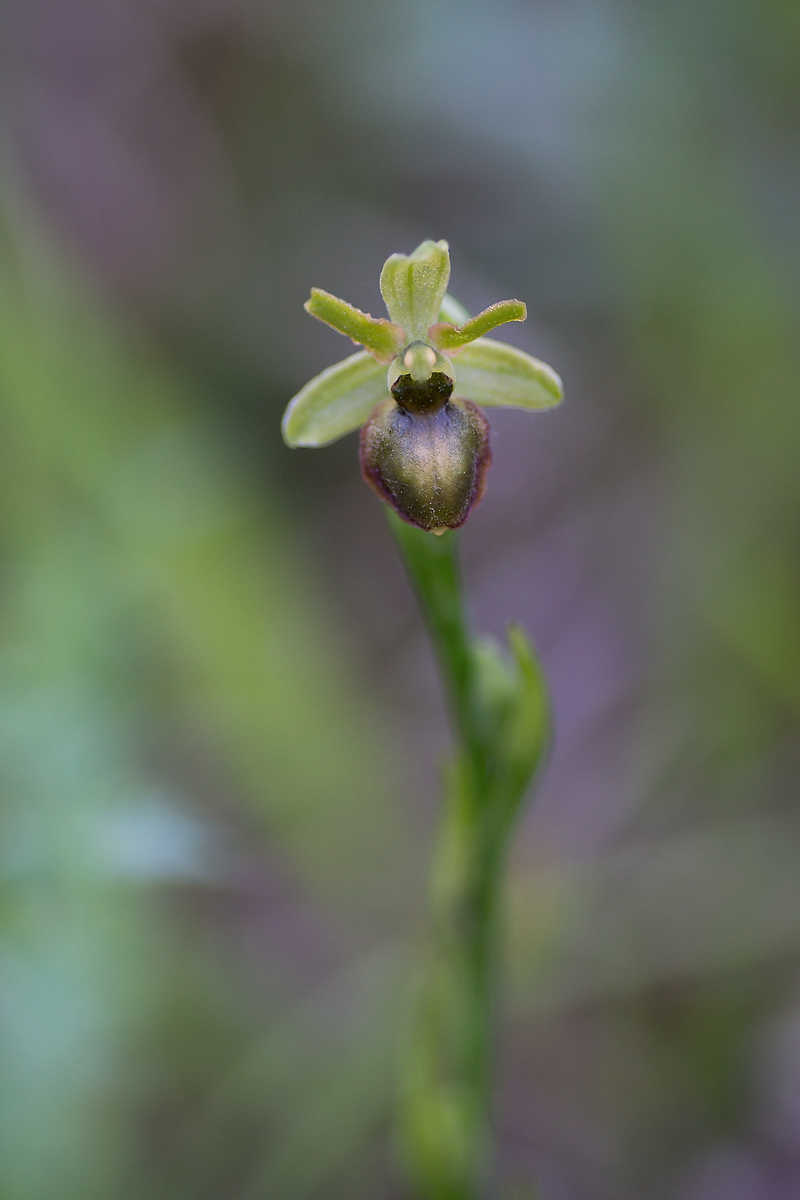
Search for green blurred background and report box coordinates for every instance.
[0,1,798,1197]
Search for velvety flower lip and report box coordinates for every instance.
[360,366,492,533]
[281,239,563,530]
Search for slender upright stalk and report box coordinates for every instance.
[388,511,550,1200]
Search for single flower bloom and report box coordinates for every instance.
[281,240,563,532]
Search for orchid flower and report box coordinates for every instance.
[282,239,563,532]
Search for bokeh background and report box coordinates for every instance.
[0,1,798,1197]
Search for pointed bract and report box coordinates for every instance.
[503,623,551,796]
[305,288,405,363]
[282,351,389,447]
[429,300,527,354]
[380,240,451,341]
[452,338,563,410]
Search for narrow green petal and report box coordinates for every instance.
[282,351,389,448]
[428,300,527,352]
[452,338,563,410]
[379,240,451,341]
[305,288,405,363]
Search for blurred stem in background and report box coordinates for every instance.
[389,511,549,1200]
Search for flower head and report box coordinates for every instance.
[281,240,562,532]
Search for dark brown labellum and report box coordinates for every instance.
[359,372,491,532]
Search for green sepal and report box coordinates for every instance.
[380,240,451,341]
[438,293,471,326]
[282,350,389,447]
[305,288,405,363]
[452,337,563,410]
[428,300,527,353]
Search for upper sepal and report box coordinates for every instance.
[452,337,563,410]
[428,300,527,353]
[379,240,451,341]
[305,288,405,363]
[282,350,389,447]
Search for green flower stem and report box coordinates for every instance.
[388,510,550,1200]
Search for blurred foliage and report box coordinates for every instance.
[0,196,414,1199]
